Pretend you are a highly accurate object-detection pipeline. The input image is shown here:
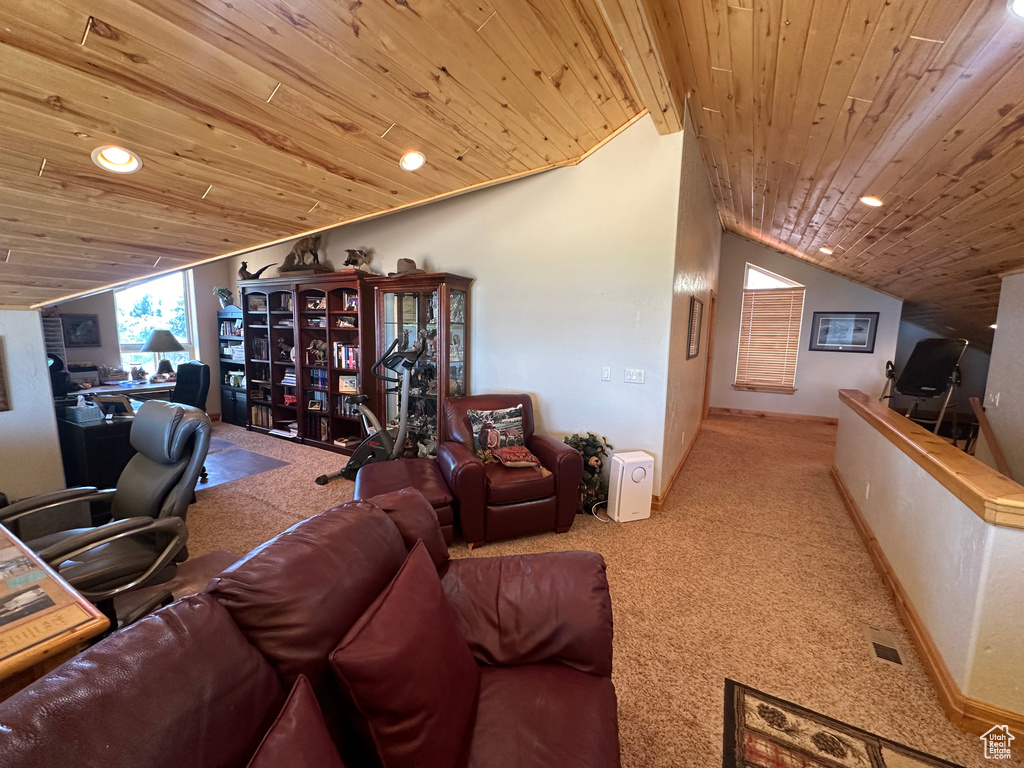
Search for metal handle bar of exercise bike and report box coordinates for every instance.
[373,338,425,385]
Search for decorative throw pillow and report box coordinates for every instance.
[247,675,347,768]
[466,404,524,460]
[329,541,479,768]
[492,445,541,468]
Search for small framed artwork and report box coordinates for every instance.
[809,311,879,353]
[305,296,325,311]
[62,314,102,347]
[686,296,703,360]
[307,399,323,411]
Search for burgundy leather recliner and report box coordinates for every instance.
[437,394,584,546]
[0,488,619,768]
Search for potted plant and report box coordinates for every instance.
[563,432,614,513]
[213,286,234,308]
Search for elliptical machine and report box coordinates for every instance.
[315,338,423,485]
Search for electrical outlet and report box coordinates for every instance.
[986,391,1000,407]
[865,482,870,500]
[624,368,645,384]
[601,366,610,381]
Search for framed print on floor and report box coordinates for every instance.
[808,311,879,353]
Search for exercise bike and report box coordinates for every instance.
[314,338,424,485]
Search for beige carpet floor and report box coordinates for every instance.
[190,416,1005,768]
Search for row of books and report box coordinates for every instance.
[251,336,271,360]
[220,319,243,337]
[333,343,358,369]
[280,366,296,386]
[337,396,361,417]
[310,368,330,388]
[305,414,330,442]
[251,404,273,428]
[308,390,329,408]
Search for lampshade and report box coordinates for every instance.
[140,329,184,354]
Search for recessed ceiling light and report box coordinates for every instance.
[859,195,884,207]
[1009,0,1024,19]
[818,246,833,255]
[990,323,998,329]
[91,145,142,174]
[399,151,425,171]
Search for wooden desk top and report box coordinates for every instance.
[83,381,175,397]
[839,389,1024,530]
[0,524,109,682]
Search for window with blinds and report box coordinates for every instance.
[734,265,805,393]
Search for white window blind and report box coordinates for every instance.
[734,287,805,393]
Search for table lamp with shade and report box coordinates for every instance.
[141,329,184,375]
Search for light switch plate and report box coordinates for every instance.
[986,391,1000,407]
[624,368,645,384]
[601,366,610,381]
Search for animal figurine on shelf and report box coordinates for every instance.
[280,234,330,273]
[277,338,294,361]
[238,261,276,280]
[342,249,374,273]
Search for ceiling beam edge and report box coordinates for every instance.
[594,0,682,134]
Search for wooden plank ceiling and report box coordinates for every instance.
[636,0,1024,349]
[0,0,641,308]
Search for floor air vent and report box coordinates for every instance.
[863,626,904,667]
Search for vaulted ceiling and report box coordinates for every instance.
[0,0,640,307]
[1,0,1022,351]
[629,0,1024,349]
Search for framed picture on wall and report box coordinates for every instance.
[686,296,703,360]
[808,311,879,353]
[0,337,10,412]
[61,314,102,348]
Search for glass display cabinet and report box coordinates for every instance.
[368,273,471,456]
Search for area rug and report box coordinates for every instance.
[723,680,965,768]
[199,448,289,489]
[207,437,237,455]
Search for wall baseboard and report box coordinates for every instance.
[830,466,1024,735]
[708,407,838,425]
[651,423,703,511]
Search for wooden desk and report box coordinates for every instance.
[0,524,108,699]
[83,381,175,399]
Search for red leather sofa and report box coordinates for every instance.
[437,394,584,546]
[0,488,619,768]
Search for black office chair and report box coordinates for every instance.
[880,338,968,434]
[171,360,210,411]
[171,360,211,483]
[0,401,212,628]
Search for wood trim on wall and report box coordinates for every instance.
[708,407,838,425]
[839,389,1024,530]
[651,423,702,511]
[831,466,1024,736]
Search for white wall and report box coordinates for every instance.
[835,401,1024,713]
[53,291,122,369]
[662,106,721,481]
[190,261,234,415]
[225,116,699,491]
[709,235,902,419]
[0,310,65,500]
[976,271,1024,481]
[893,320,990,409]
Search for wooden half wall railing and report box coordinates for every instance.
[969,396,1015,481]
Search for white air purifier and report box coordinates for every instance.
[607,450,654,522]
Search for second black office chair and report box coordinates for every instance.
[171,360,211,483]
